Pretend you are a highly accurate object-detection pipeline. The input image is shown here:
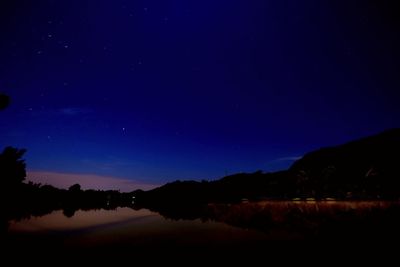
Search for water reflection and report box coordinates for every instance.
[9,208,155,232]
[7,207,276,251]
[5,202,397,264]
[5,200,400,253]
[8,201,400,241]
[205,200,400,241]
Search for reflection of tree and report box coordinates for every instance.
[63,208,76,218]
[157,201,400,241]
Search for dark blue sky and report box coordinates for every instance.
[1,0,399,187]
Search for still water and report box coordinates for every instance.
[6,202,398,263]
[6,201,400,258]
[7,207,274,250]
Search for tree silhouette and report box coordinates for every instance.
[69,183,81,192]
[0,94,10,110]
[0,146,27,188]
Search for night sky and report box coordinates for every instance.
[1,1,399,191]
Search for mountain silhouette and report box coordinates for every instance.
[135,128,400,206]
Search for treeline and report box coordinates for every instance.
[1,180,134,233]
[3,182,134,221]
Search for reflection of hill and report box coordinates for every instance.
[205,201,400,240]
[135,128,400,206]
[144,200,400,241]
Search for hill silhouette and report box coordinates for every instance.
[290,128,400,198]
[134,128,400,207]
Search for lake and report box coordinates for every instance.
[7,207,276,247]
[4,206,280,261]
[4,201,400,262]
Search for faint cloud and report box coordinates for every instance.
[27,171,158,192]
[3,130,27,138]
[80,157,139,171]
[25,107,93,118]
[275,156,302,162]
[264,155,303,172]
[59,107,92,116]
